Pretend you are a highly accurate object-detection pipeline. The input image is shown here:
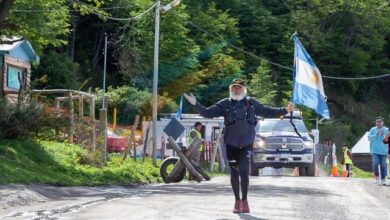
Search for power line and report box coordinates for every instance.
[188,21,390,81]
[11,2,157,22]
[10,5,135,12]
[188,21,292,71]
[322,74,390,80]
[106,3,157,21]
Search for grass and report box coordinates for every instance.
[0,139,161,186]
[318,163,373,178]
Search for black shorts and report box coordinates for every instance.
[225,144,252,167]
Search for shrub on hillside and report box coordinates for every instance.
[0,99,44,139]
[95,86,177,125]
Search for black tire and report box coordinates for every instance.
[299,167,306,176]
[306,159,316,177]
[250,156,259,176]
[190,159,211,181]
[160,157,186,183]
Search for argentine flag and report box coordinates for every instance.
[292,34,330,119]
[175,95,183,119]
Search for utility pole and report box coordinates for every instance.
[152,0,161,166]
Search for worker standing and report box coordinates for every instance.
[341,144,353,177]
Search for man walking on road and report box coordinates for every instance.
[368,116,389,185]
[184,78,294,214]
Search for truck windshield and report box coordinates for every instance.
[256,119,308,133]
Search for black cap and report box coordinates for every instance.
[194,122,202,127]
[230,78,246,87]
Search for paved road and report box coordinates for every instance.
[1,176,390,220]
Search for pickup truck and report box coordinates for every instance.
[251,111,317,176]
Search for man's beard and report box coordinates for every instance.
[229,89,247,101]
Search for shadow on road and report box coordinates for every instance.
[134,181,338,199]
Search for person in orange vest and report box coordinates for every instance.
[341,144,353,177]
[188,122,204,180]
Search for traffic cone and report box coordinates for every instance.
[341,164,348,177]
[331,143,339,177]
[331,163,339,177]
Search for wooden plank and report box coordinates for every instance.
[165,137,201,183]
[31,89,94,98]
[169,137,203,182]
[4,55,31,69]
[166,137,203,183]
[142,123,150,162]
[132,115,140,161]
[90,97,96,150]
[79,96,83,118]
[68,92,74,143]
[122,115,140,161]
[99,109,107,162]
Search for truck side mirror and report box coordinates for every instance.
[311,129,319,144]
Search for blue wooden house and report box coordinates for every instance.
[0,38,39,103]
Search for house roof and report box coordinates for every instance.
[351,132,370,154]
[0,38,39,62]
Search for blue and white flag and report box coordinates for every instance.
[292,34,330,119]
[175,95,183,119]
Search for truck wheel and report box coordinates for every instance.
[160,157,186,183]
[306,160,316,177]
[299,167,306,176]
[250,156,259,176]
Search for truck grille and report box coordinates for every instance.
[265,137,303,150]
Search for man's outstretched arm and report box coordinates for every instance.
[184,93,225,118]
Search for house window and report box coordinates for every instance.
[7,66,23,90]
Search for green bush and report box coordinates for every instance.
[0,139,161,185]
[95,86,177,124]
[0,99,44,139]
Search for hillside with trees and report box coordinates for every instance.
[1,0,390,145]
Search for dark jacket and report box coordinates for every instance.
[383,138,390,155]
[193,97,287,147]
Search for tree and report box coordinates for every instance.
[111,0,199,88]
[0,0,14,29]
[290,0,390,99]
[32,50,80,90]
[0,0,107,52]
[248,60,277,105]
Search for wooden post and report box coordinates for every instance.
[142,122,151,162]
[55,100,60,110]
[113,108,117,129]
[210,136,225,173]
[68,92,74,143]
[99,108,107,162]
[122,115,140,161]
[161,136,166,160]
[78,95,83,119]
[132,115,140,161]
[90,97,96,150]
